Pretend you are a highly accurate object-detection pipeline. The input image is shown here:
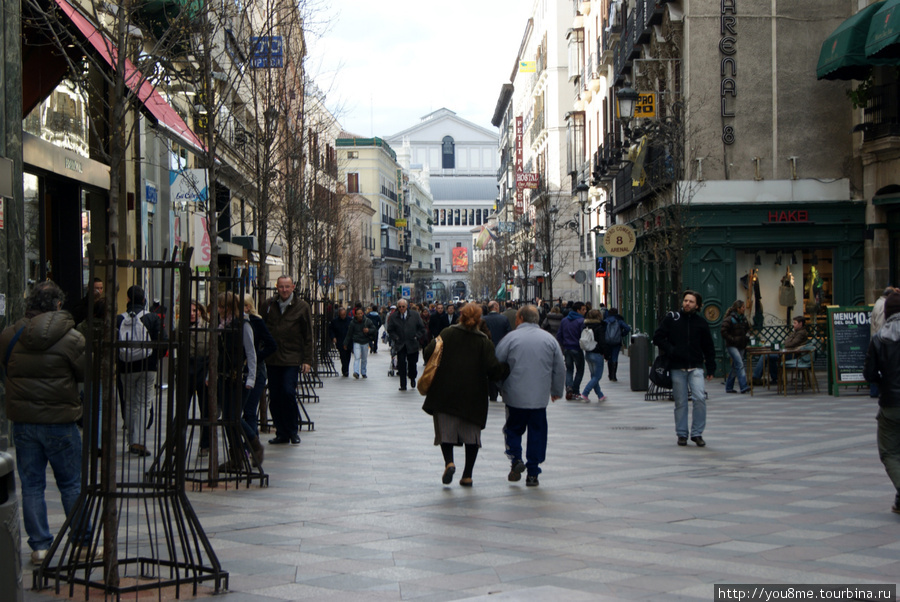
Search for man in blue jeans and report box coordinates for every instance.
[556,301,587,400]
[0,281,88,565]
[653,290,717,447]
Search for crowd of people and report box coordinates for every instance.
[8,277,900,571]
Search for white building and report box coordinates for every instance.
[387,109,497,301]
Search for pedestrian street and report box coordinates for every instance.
[22,348,900,601]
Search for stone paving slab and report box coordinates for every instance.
[18,346,900,601]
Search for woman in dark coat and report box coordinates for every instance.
[422,303,508,487]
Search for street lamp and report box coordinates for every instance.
[616,87,640,130]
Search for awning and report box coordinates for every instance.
[816,1,892,80]
[866,0,900,59]
[873,194,900,206]
[54,0,206,155]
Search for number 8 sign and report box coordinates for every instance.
[602,224,637,258]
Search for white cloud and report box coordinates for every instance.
[307,0,533,137]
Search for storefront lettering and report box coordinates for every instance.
[65,157,83,174]
[720,0,736,144]
[767,210,809,223]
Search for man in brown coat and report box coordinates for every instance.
[264,276,313,445]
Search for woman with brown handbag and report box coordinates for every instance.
[421,303,508,487]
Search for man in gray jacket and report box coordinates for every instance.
[494,305,565,486]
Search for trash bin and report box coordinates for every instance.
[0,451,24,602]
[630,333,651,391]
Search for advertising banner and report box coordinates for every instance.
[171,169,209,204]
[191,213,211,271]
[451,247,469,273]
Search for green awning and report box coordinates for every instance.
[873,195,900,206]
[817,1,890,80]
[867,0,900,59]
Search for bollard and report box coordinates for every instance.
[630,333,651,391]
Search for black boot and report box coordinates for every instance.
[608,362,618,382]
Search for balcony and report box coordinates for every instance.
[382,248,407,260]
[863,82,900,142]
[381,214,395,227]
[529,111,545,147]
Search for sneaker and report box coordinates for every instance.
[565,391,575,401]
[353,373,359,379]
[725,389,737,394]
[129,444,150,457]
[362,374,367,379]
[508,460,525,482]
[31,549,48,565]
[525,475,539,487]
[740,388,750,394]
[578,393,591,402]
[691,436,706,447]
[677,436,688,446]
[76,544,103,562]
[597,396,608,402]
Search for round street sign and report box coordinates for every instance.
[603,224,637,257]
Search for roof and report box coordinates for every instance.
[430,176,498,202]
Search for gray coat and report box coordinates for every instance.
[495,323,565,409]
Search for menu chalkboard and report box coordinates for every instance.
[827,306,873,396]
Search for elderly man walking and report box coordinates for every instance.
[264,275,313,445]
[495,305,565,487]
[387,299,426,391]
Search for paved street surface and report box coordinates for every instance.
[21,345,900,601]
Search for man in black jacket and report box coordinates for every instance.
[652,290,717,447]
[387,299,426,391]
[864,290,900,514]
[329,307,353,377]
[429,303,451,339]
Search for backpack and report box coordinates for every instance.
[119,310,153,362]
[579,325,597,351]
[605,318,622,345]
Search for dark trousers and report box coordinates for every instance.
[338,347,352,376]
[267,365,299,438]
[503,406,548,476]
[397,348,419,388]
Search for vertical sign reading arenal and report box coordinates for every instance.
[515,116,524,215]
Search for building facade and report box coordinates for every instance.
[387,109,497,301]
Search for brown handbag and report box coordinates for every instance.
[417,335,444,395]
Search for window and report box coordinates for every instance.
[435,242,441,249]
[435,257,442,272]
[566,111,585,178]
[347,173,359,193]
[442,136,455,169]
[347,151,359,159]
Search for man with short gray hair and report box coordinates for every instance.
[494,305,565,487]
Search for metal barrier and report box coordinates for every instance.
[34,246,230,598]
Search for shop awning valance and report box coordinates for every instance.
[872,194,900,206]
[866,0,900,59]
[54,0,206,154]
[817,1,891,80]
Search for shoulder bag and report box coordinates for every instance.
[417,335,444,395]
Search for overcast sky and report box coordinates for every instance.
[306,1,533,138]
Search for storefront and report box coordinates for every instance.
[22,132,109,303]
[621,200,867,374]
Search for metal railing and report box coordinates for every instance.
[864,82,900,141]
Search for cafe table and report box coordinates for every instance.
[745,346,794,396]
